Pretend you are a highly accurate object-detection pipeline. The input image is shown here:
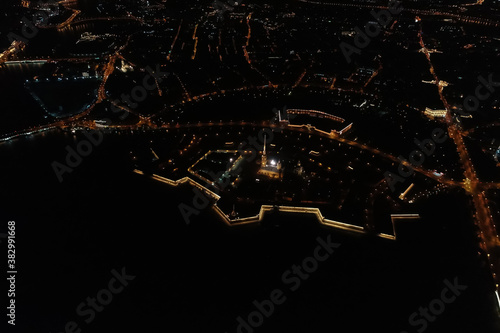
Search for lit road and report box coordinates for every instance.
[299,0,500,27]
[49,15,144,31]
[97,54,117,103]
[192,23,199,60]
[418,22,500,292]
[362,57,382,92]
[57,9,81,30]
[167,20,183,62]
[1,114,467,190]
[242,13,271,83]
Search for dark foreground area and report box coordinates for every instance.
[0,131,499,333]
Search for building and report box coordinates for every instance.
[424,108,447,118]
[294,160,304,176]
[257,135,282,179]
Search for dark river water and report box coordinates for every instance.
[0,130,499,333]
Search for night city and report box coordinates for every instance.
[1,0,500,332]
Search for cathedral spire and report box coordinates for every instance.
[263,134,267,156]
[262,134,267,167]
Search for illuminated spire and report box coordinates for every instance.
[263,134,266,156]
[262,134,267,167]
